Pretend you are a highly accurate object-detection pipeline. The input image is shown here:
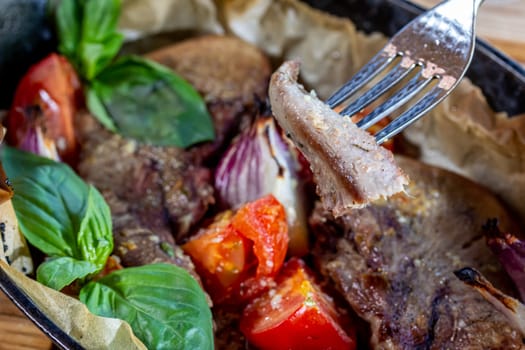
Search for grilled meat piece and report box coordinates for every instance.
[213,307,249,350]
[311,156,524,349]
[269,60,408,217]
[76,110,214,254]
[103,190,200,281]
[146,35,272,161]
[75,35,272,274]
[146,35,270,104]
[454,267,525,338]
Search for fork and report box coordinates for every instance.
[326,0,485,144]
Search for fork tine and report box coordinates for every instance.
[326,52,396,108]
[340,61,419,118]
[356,72,434,130]
[374,86,448,144]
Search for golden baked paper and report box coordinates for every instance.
[2,0,525,348]
[0,260,147,349]
[119,0,223,39]
[0,197,33,274]
[404,83,525,223]
[0,126,33,274]
[120,0,525,224]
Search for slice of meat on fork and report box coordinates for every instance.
[269,60,408,217]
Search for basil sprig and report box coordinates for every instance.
[80,263,214,350]
[1,146,113,290]
[56,0,123,80]
[55,0,215,148]
[86,56,215,146]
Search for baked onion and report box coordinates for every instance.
[215,116,309,257]
[484,219,525,301]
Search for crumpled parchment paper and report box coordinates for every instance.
[2,0,525,348]
[0,126,33,275]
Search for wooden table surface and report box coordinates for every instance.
[1,2,524,350]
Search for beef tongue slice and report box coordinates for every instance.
[311,156,524,349]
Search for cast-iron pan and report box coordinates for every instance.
[0,1,524,349]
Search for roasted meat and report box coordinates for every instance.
[269,60,408,216]
[454,267,525,338]
[310,156,524,349]
[75,111,214,274]
[75,36,272,276]
[146,35,272,161]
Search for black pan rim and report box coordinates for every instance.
[1,1,524,349]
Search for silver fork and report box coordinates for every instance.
[326,0,485,144]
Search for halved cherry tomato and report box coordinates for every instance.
[183,211,256,302]
[231,194,288,277]
[183,195,289,303]
[5,53,80,165]
[240,258,356,350]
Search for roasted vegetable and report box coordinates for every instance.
[5,53,80,165]
[183,195,288,303]
[215,116,309,257]
[240,258,356,350]
[484,219,525,301]
[455,267,525,337]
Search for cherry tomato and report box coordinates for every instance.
[5,53,80,165]
[240,258,356,350]
[231,194,288,277]
[183,211,256,302]
[183,195,288,303]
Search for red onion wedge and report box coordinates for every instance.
[483,219,525,301]
[455,267,525,337]
[14,108,61,161]
[215,116,309,257]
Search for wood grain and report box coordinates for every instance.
[0,1,523,349]
[0,292,52,350]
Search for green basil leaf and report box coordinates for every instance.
[79,263,214,350]
[2,148,87,257]
[82,0,121,43]
[1,147,113,287]
[79,33,123,81]
[55,0,81,66]
[85,85,118,131]
[77,186,113,267]
[79,0,123,80]
[37,257,100,291]
[88,55,215,148]
[55,0,123,80]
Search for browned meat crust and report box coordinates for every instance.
[75,111,214,283]
[103,190,201,282]
[146,35,270,104]
[310,156,524,349]
[75,35,273,278]
[146,35,272,161]
[269,60,408,217]
[212,307,250,350]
